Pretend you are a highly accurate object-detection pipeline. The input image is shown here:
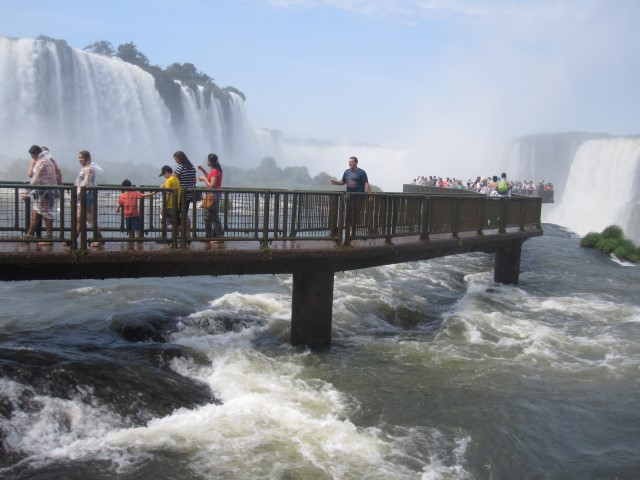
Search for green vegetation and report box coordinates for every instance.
[82,40,245,102]
[580,225,640,262]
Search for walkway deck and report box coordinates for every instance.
[0,227,541,281]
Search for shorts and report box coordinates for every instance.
[125,216,141,232]
[165,208,181,225]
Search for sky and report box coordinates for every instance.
[1,0,639,186]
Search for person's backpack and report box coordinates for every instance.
[497,179,509,194]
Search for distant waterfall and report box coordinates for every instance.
[0,36,278,166]
[546,139,640,243]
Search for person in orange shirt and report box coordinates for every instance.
[116,179,153,239]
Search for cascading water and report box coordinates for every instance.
[0,36,277,167]
[545,138,640,242]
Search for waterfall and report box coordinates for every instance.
[545,139,640,243]
[0,36,277,168]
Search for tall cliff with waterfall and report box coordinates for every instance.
[504,133,640,243]
[0,36,280,168]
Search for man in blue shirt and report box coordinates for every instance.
[330,156,372,193]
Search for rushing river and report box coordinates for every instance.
[1,223,638,479]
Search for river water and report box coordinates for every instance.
[1,223,638,479]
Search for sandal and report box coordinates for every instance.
[37,235,53,246]
[21,234,34,242]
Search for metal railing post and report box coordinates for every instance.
[261,191,270,247]
[79,186,87,250]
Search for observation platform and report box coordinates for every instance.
[1,184,543,347]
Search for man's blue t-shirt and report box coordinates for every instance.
[341,168,368,192]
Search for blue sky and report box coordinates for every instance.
[1,0,639,154]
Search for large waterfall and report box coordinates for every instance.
[545,139,640,243]
[0,36,276,168]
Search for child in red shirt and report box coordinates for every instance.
[116,179,148,238]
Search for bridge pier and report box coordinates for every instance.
[494,241,523,285]
[291,270,335,348]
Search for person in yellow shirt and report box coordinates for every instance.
[158,165,181,226]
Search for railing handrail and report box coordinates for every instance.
[0,183,542,250]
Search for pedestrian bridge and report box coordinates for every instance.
[0,183,543,347]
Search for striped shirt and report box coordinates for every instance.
[174,164,197,201]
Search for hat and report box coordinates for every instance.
[159,165,173,176]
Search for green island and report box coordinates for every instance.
[580,225,640,262]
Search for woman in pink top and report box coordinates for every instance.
[198,153,224,241]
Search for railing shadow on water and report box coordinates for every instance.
[0,182,542,250]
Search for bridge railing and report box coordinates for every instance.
[0,183,541,249]
[343,192,541,244]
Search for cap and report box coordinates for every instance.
[159,165,173,176]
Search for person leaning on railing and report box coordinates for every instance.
[116,179,155,239]
[157,165,181,227]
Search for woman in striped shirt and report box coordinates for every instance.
[173,150,197,237]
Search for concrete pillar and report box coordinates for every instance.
[494,241,522,285]
[291,270,335,348]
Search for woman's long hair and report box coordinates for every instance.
[79,150,91,163]
[173,150,193,169]
[208,153,222,172]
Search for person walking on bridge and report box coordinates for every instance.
[23,145,57,245]
[330,156,372,193]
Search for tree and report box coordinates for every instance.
[84,41,115,56]
[165,62,213,84]
[116,42,149,68]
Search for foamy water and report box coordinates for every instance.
[1,224,639,479]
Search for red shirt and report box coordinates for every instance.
[207,168,222,189]
[118,191,144,217]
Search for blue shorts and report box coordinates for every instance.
[125,216,141,232]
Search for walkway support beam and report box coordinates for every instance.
[494,240,523,285]
[291,270,335,348]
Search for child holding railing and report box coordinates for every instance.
[116,179,154,239]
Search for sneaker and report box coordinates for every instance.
[89,241,105,247]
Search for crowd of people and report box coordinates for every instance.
[22,150,555,248]
[410,174,554,197]
[23,145,225,246]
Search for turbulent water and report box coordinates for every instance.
[1,223,638,479]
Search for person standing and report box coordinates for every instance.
[330,156,372,193]
[116,179,152,239]
[172,151,197,236]
[26,146,62,238]
[75,150,103,247]
[497,172,512,197]
[198,153,224,241]
[23,145,57,245]
[158,165,181,228]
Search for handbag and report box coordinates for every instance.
[200,193,213,209]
